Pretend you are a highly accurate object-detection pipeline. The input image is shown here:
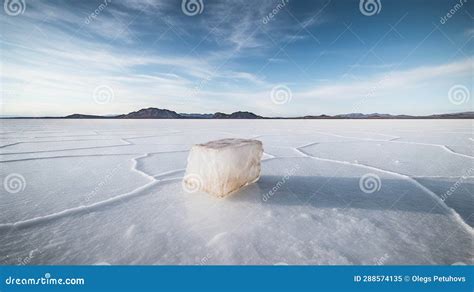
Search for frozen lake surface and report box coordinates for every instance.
[0,119,472,265]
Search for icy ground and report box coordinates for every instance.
[0,120,472,265]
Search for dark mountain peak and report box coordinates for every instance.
[229,111,263,119]
[118,107,181,119]
[212,112,229,119]
[213,111,263,119]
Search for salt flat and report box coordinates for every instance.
[0,119,472,265]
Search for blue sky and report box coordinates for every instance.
[0,0,472,116]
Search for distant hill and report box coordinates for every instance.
[116,107,181,119]
[335,113,393,119]
[5,108,474,119]
[212,111,263,119]
[64,114,110,119]
[425,112,474,119]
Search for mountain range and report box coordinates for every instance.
[4,108,474,119]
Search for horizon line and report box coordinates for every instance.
[1,108,473,119]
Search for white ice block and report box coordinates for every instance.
[183,138,263,197]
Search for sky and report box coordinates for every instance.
[0,0,473,117]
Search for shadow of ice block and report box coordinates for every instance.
[183,138,263,198]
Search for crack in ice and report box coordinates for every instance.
[295,145,474,235]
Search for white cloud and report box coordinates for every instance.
[299,58,473,101]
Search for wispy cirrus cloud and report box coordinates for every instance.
[300,58,473,100]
